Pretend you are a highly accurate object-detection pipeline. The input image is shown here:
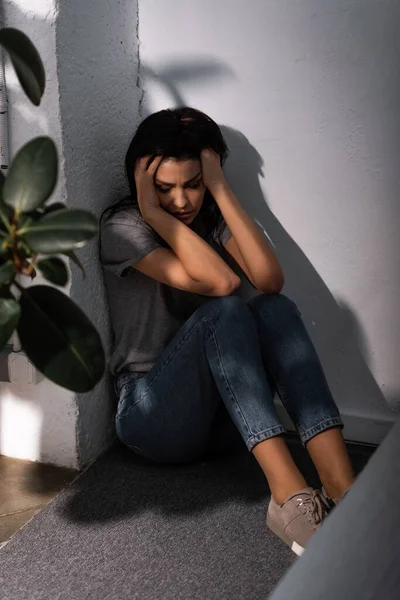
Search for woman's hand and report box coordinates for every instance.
[200,148,227,195]
[134,155,163,219]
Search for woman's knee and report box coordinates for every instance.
[199,295,249,322]
[249,293,300,319]
[211,294,247,310]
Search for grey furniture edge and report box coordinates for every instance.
[268,416,400,600]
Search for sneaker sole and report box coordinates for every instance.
[266,514,304,557]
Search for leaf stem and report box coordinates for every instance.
[20,217,32,229]
[0,208,10,232]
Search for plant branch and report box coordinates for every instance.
[0,208,10,232]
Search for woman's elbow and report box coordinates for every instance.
[258,271,285,295]
[214,274,242,296]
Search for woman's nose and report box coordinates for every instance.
[172,188,188,209]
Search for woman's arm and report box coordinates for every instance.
[135,156,241,296]
[201,150,284,294]
[145,208,241,295]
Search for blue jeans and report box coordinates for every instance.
[115,294,343,464]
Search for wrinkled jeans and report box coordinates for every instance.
[115,294,343,464]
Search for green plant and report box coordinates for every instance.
[0,28,105,393]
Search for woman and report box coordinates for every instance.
[100,107,355,556]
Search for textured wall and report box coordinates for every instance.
[139,0,399,437]
[57,0,141,466]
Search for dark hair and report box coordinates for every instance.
[103,107,229,236]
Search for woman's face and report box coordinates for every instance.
[154,158,206,225]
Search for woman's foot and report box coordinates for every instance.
[266,487,331,556]
[322,486,349,506]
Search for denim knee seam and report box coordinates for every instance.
[300,417,344,446]
[246,424,286,452]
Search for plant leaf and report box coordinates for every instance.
[37,257,69,286]
[0,28,45,106]
[0,260,15,285]
[64,250,86,278]
[17,285,105,392]
[0,293,20,351]
[25,202,66,223]
[22,208,98,254]
[3,137,58,213]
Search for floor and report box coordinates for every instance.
[0,438,378,600]
[0,437,376,551]
[0,455,78,548]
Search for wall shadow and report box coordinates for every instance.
[138,60,393,424]
[220,124,392,419]
[142,60,235,108]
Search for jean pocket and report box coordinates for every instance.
[116,387,129,418]
[116,384,137,418]
[116,374,149,418]
[115,371,147,397]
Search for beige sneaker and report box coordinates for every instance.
[266,487,330,556]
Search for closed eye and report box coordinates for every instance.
[156,180,202,193]
[186,181,201,190]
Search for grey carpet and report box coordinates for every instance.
[0,437,374,600]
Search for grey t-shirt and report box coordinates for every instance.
[100,204,240,375]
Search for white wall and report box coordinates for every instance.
[139,0,399,440]
[0,0,141,467]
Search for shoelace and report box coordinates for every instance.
[296,489,331,527]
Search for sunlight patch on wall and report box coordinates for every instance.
[8,0,58,22]
[0,385,43,461]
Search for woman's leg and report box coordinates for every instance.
[248,293,355,500]
[251,436,307,503]
[116,295,306,500]
[306,428,355,502]
[207,407,308,503]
